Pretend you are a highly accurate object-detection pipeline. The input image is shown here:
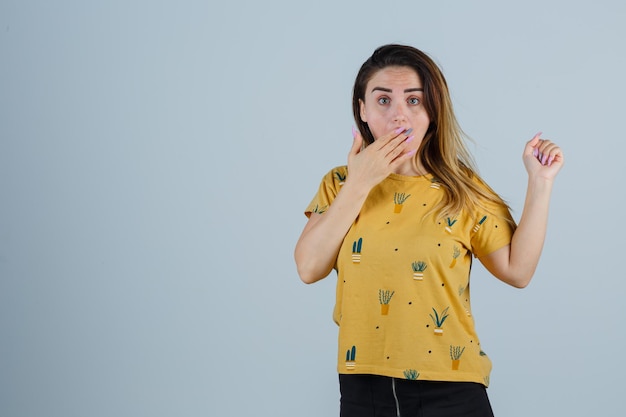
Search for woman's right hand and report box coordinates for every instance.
[347,126,415,191]
[295,127,415,284]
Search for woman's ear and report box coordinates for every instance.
[359,99,367,122]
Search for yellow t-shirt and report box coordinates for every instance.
[305,166,515,386]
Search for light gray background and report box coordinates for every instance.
[1,1,624,416]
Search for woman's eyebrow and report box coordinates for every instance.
[371,87,424,93]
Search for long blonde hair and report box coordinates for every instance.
[352,44,515,226]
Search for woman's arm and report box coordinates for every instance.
[294,182,371,284]
[479,133,564,288]
[295,127,415,284]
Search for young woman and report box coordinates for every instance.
[295,44,563,417]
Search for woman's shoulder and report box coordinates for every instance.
[465,169,514,222]
[458,166,495,193]
[320,165,348,185]
[468,171,491,190]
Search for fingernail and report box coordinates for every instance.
[352,126,357,138]
[541,154,548,165]
[395,127,405,134]
[547,155,554,166]
[404,128,413,136]
[405,135,414,144]
[535,131,543,137]
[407,149,416,156]
[533,148,539,157]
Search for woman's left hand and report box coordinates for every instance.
[523,132,564,180]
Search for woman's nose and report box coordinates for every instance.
[392,103,407,122]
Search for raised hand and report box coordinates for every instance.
[347,126,415,190]
[523,132,564,181]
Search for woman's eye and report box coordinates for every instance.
[408,97,420,105]
[377,97,390,105]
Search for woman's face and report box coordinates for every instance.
[359,66,431,151]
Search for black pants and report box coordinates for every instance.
[339,374,495,417]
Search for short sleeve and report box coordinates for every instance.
[304,166,348,218]
[470,195,517,259]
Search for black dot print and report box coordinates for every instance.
[408,302,412,305]
[441,283,445,287]
[394,248,398,251]
[428,350,432,354]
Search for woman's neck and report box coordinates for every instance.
[393,159,428,177]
